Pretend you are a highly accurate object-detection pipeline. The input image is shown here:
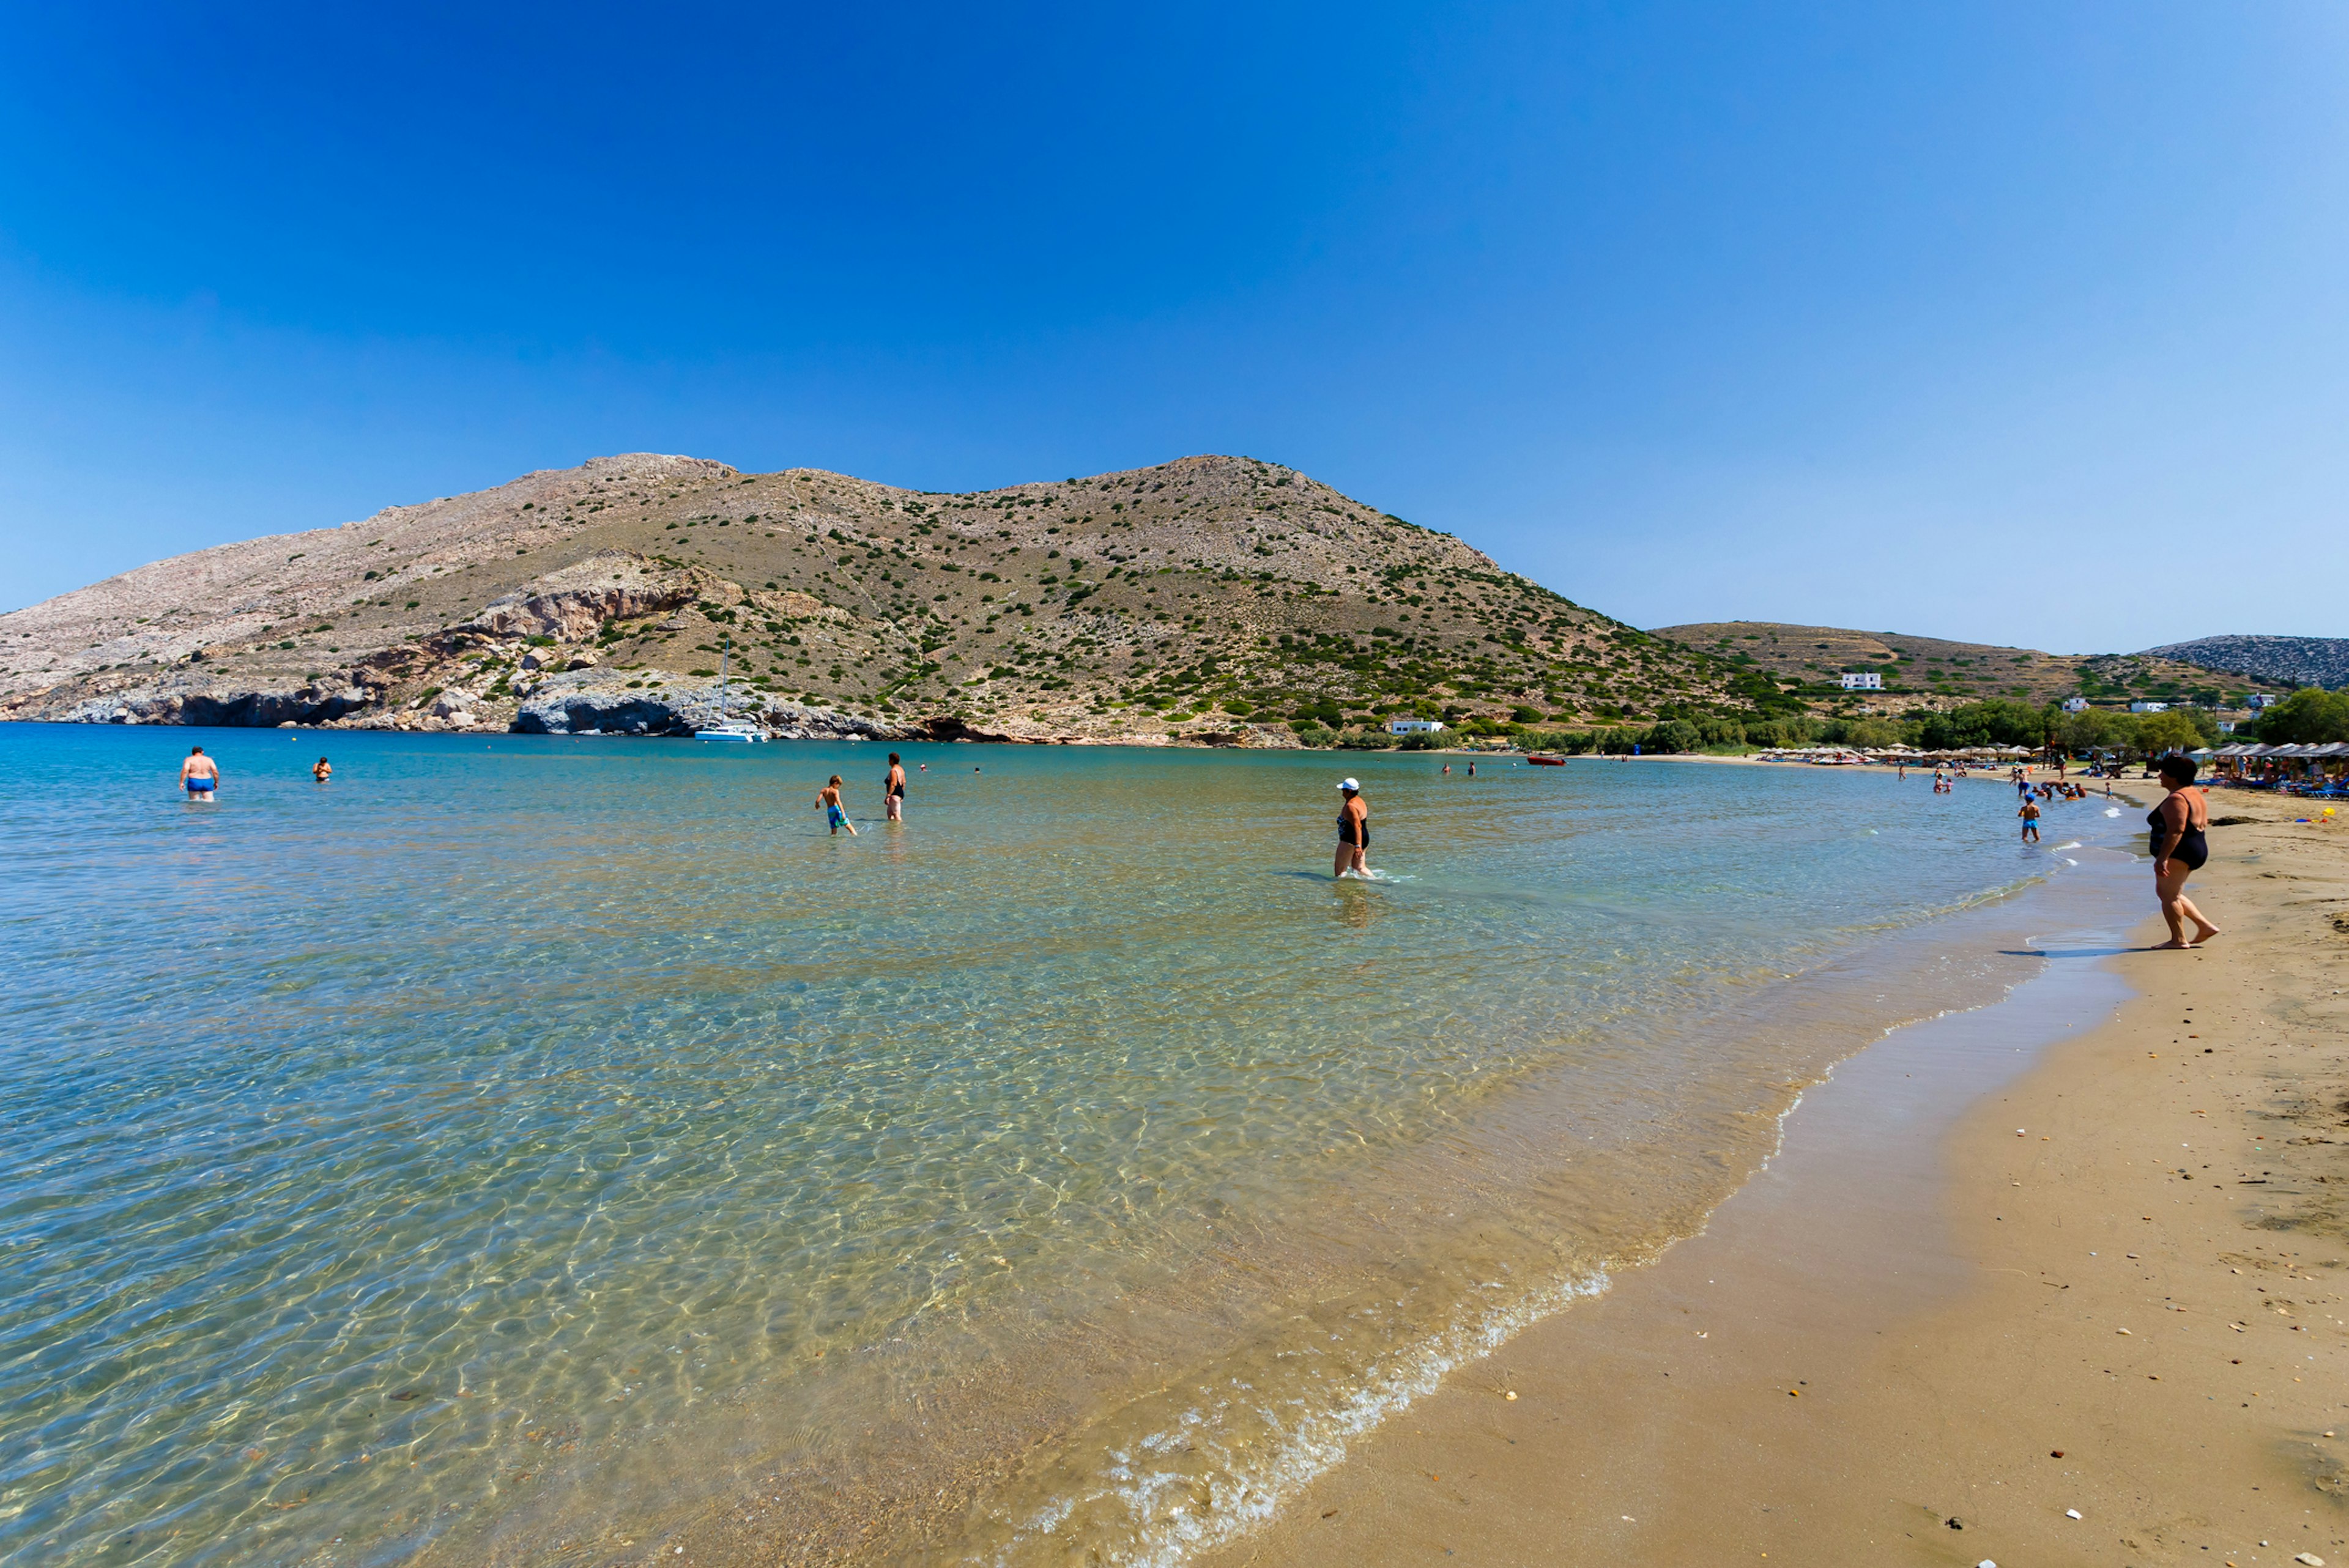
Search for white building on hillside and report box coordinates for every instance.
[2061,697,2090,712]
[2247,692,2279,709]
[1387,717,1445,734]
[2130,700,2169,713]
[1839,671,1882,690]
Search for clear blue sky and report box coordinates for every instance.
[2,2,2343,651]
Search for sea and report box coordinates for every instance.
[0,726,2142,1566]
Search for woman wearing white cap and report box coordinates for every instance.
[1334,777,1369,878]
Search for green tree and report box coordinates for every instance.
[2133,709,2203,758]
[1646,719,1702,753]
[1695,712,1747,747]
[2058,708,2128,754]
[2251,688,2349,744]
[1915,699,2049,751]
[1745,716,1819,749]
[1846,716,1902,749]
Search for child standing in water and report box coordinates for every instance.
[2019,797,2041,843]
[818,775,857,836]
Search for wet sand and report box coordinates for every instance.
[1204,786,2348,1568]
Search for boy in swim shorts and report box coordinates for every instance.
[817,775,856,836]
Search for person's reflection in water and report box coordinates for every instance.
[1332,883,1381,931]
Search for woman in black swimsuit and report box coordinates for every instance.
[1334,777,1369,879]
[2148,753,2219,949]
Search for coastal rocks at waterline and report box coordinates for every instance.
[28,660,1299,745]
[428,688,476,721]
[61,679,376,729]
[514,670,910,740]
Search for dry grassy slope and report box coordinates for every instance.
[1651,619,2257,709]
[2,453,1753,737]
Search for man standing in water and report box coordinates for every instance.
[179,746,220,800]
[884,753,907,823]
[1334,777,1369,879]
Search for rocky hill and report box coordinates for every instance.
[1649,620,2257,709]
[2,453,1766,742]
[2139,634,2349,692]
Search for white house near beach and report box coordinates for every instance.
[1838,671,1882,690]
[2130,700,2169,713]
[1387,717,1445,734]
[2061,697,2090,712]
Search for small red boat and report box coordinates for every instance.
[1526,753,1566,766]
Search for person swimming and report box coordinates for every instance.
[179,746,220,799]
[817,775,857,836]
[1334,777,1369,879]
[885,753,907,823]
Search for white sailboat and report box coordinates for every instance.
[694,634,765,742]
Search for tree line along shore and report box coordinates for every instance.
[1316,686,2349,758]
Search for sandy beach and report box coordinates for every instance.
[1204,783,2348,1568]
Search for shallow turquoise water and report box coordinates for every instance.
[0,728,2119,1564]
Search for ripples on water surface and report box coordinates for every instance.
[0,728,2123,1564]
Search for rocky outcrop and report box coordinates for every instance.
[61,682,375,727]
[509,669,1031,742]
[512,670,910,739]
[511,691,681,736]
[1174,725,1305,748]
[754,701,912,741]
[463,551,698,641]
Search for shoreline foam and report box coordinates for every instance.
[1195,786,2349,1566]
[545,785,2136,1566]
